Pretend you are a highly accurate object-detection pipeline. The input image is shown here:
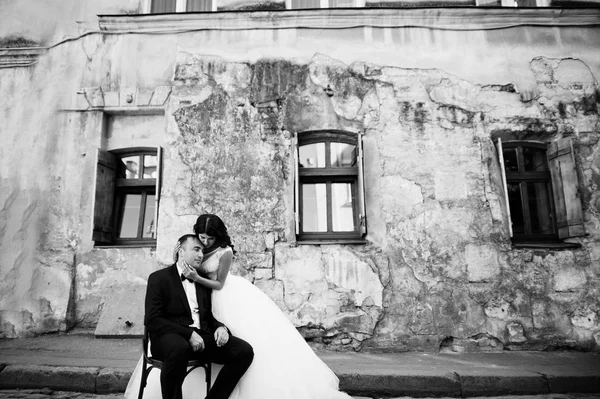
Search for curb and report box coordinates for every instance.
[0,365,131,394]
[339,372,462,397]
[0,364,599,397]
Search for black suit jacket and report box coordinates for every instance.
[144,263,225,342]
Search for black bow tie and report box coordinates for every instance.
[181,274,194,284]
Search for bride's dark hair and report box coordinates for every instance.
[193,214,236,254]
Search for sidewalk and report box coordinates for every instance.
[0,333,599,397]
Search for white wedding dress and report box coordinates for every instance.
[124,246,351,399]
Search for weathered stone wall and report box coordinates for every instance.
[154,50,599,351]
[0,59,102,336]
[1,7,599,351]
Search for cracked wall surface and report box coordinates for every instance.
[0,11,599,351]
[149,51,599,351]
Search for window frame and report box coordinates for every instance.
[93,146,162,247]
[294,130,366,243]
[147,0,217,13]
[500,140,558,242]
[497,137,586,248]
[286,0,365,9]
[113,148,159,245]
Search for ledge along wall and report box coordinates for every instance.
[0,4,599,351]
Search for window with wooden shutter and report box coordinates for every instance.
[497,140,556,242]
[547,138,585,239]
[93,147,161,246]
[288,0,365,8]
[150,0,215,12]
[496,139,585,245]
[294,130,367,243]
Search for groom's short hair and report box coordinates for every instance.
[178,234,199,248]
[174,234,200,262]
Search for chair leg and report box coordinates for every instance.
[205,363,211,392]
[138,359,148,399]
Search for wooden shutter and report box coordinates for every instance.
[93,149,117,244]
[547,138,585,239]
[293,133,300,235]
[496,138,513,237]
[153,146,163,239]
[357,133,367,236]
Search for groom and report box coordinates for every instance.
[144,234,254,399]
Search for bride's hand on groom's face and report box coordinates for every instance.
[182,262,201,281]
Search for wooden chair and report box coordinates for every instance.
[138,328,212,399]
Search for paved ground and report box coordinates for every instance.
[0,334,599,397]
[0,392,599,399]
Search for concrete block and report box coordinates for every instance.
[460,373,548,396]
[0,365,98,392]
[104,91,119,107]
[339,373,461,397]
[83,87,104,107]
[136,88,155,106]
[119,87,137,106]
[73,92,90,110]
[94,285,145,338]
[96,367,133,394]
[149,86,172,106]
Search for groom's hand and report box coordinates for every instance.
[189,331,205,352]
[214,326,229,347]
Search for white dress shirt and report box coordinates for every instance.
[176,262,201,329]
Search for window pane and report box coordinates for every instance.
[291,0,320,8]
[330,0,354,6]
[523,147,548,171]
[299,143,326,168]
[119,156,139,179]
[143,195,156,238]
[151,0,176,12]
[119,194,141,238]
[503,148,518,172]
[187,0,212,11]
[143,155,157,178]
[508,183,524,234]
[331,143,356,167]
[331,183,355,232]
[526,182,553,234]
[302,184,327,232]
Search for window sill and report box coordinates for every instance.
[511,241,581,249]
[296,239,367,245]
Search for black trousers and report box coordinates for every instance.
[151,331,254,399]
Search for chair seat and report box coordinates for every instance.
[147,356,209,369]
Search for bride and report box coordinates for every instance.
[125,214,352,399]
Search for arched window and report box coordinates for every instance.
[293,130,366,242]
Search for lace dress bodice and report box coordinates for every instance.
[199,246,231,280]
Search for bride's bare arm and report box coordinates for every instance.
[211,250,232,290]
